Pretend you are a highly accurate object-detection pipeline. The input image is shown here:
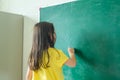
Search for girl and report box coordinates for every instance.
[26,22,76,80]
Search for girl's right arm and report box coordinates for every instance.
[65,48,76,67]
[26,67,32,80]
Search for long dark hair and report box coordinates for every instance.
[28,22,55,70]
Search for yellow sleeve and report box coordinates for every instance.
[56,50,69,67]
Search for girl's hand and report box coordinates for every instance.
[68,48,75,56]
[65,48,76,67]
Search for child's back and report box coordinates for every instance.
[33,48,68,80]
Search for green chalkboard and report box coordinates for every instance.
[40,0,120,80]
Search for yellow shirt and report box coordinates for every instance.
[32,48,69,80]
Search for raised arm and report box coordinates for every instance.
[65,48,76,67]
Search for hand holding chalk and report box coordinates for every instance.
[67,48,76,67]
[68,48,75,56]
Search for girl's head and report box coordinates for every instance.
[29,22,56,70]
[34,22,56,48]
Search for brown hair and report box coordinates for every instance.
[28,22,55,70]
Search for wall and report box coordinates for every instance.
[0,0,75,22]
[23,17,36,80]
[0,11,23,80]
[0,0,2,9]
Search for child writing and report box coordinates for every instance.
[26,22,76,80]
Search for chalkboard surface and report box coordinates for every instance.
[40,0,120,80]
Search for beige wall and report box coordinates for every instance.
[0,11,36,80]
[23,17,36,80]
[0,12,23,80]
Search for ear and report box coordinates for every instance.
[53,33,56,43]
[48,33,53,43]
[48,33,55,47]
